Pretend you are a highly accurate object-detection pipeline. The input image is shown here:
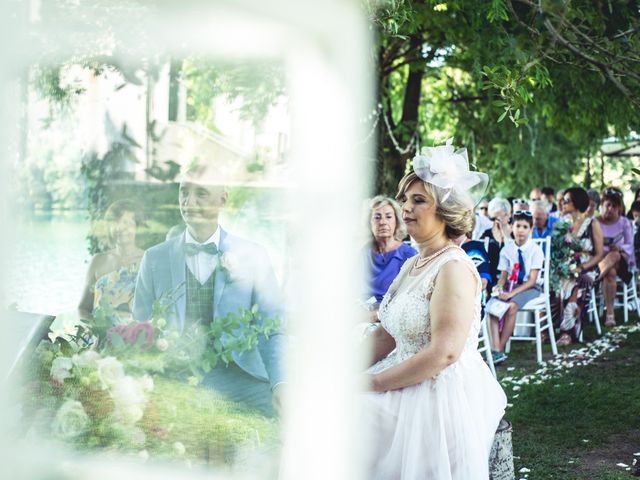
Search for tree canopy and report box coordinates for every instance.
[370,0,640,197]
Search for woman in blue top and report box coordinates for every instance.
[365,196,417,312]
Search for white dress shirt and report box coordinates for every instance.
[184,227,220,284]
[498,237,544,287]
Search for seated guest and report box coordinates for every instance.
[488,211,543,363]
[453,230,492,303]
[365,195,417,307]
[472,207,493,240]
[586,189,600,218]
[530,187,542,202]
[542,186,557,212]
[627,201,640,278]
[549,189,564,220]
[531,200,556,239]
[477,199,489,217]
[481,197,512,285]
[511,198,530,214]
[556,188,604,345]
[78,200,144,323]
[597,187,636,327]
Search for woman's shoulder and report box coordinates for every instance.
[432,249,479,287]
[89,251,118,279]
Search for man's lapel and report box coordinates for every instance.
[169,235,187,331]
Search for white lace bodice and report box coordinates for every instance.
[369,247,482,374]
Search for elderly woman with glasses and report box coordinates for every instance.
[555,188,605,345]
[597,186,636,327]
[480,197,512,288]
[365,196,417,312]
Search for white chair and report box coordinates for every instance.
[598,268,640,323]
[478,315,496,377]
[620,269,640,323]
[505,237,558,364]
[584,286,602,338]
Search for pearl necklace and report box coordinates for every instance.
[413,243,457,270]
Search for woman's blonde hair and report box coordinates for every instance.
[395,172,474,239]
[369,195,407,241]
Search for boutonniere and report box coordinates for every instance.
[219,251,241,282]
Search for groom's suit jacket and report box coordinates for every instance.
[132,229,284,389]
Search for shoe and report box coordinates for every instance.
[492,351,507,364]
[604,314,616,328]
[556,333,572,346]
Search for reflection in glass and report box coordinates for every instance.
[9,54,290,473]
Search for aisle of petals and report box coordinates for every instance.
[499,322,640,404]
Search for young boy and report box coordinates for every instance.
[489,211,544,363]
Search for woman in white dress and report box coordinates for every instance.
[364,144,507,480]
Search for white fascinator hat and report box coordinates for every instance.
[412,139,489,209]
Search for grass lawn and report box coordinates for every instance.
[497,313,640,479]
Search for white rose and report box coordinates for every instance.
[111,377,146,425]
[138,375,154,393]
[50,356,73,384]
[155,338,169,352]
[96,357,125,390]
[173,441,186,456]
[71,350,101,368]
[52,399,89,439]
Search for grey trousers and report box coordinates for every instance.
[201,362,275,418]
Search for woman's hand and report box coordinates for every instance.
[365,374,382,392]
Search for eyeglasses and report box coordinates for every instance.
[603,188,623,197]
[511,198,528,205]
[478,206,488,211]
[513,210,533,218]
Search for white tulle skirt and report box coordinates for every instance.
[363,350,507,480]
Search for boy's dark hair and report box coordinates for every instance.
[564,187,590,213]
[541,186,554,196]
[512,211,533,227]
[630,200,640,213]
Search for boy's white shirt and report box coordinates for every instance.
[497,236,544,287]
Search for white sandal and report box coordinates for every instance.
[604,314,616,328]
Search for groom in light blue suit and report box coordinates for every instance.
[133,165,285,416]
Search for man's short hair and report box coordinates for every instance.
[541,186,554,196]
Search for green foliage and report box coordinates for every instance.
[371,0,640,197]
[183,58,285,130]
[548,219,583,295]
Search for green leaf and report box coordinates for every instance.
[497,110,508,123]
[110,332,125,350]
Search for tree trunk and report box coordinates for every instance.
[377,35,425,196]
[168,59,182,122]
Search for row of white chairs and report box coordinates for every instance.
[478,236,640,374]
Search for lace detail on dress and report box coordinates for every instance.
[369,247,481,375]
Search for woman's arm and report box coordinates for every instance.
[368,325,396,366]
[77,254,102,320]
[369,261,476,392]
[620,218,635,262]
[580,220,604,271]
